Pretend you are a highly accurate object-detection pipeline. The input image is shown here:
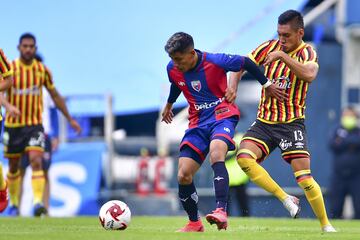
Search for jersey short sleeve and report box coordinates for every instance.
[44,66,55,90]
[300,44,318,66]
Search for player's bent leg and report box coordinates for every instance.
[28,150,47,216]
[7,157,21,216]
[205,139,229,230]
[292,158,335,232]
[177,153,204,232]
[237,142,288,201]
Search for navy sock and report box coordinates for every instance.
[178,182,199,222]
[212,161,229,211]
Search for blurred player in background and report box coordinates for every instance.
[230,10,335,232]
[19,54,59,213]
[2,33,81,216]
[162,32,286,232]
[0,49,14,213]
[329,107,360,219]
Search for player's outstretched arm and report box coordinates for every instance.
[238,57,288,102]
[48,87,82,134]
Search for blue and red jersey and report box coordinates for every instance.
[167,50,244,128]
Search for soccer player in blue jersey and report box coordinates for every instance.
[162,32,287,232]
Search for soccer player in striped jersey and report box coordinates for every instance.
[162,32,286,232]
[0,49,14,212]
[2,33,81,216]
[230,10,336,232]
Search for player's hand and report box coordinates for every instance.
[225,87,237,104]
[69,118,82,135]
[161,103,174,124]
[263,51,283,66]
[265,83,288,102]
[6,105,21,118]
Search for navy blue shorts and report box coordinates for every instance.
[20,135,52,171]
[179,117,238,165]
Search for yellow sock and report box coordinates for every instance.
[32,170,45,205]
[237,149,287,201]
[0,164,6,190]
[7,170,20,206]
[295,170,330,227]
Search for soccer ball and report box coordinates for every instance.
[99,200,131,230]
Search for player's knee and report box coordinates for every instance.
[237,149,257,172]
[8,158,20,173]
[30,157,43,171]
[177,171,193,185]
[209,149,225,163]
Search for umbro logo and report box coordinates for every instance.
[178,81,185,86]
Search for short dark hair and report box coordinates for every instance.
[164,32,194,55]
[278,10,304,30]
[19,33,36,45]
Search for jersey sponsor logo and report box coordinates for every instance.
[194,98,223,111]
[271,76,291,89]
[12,86,40,95]
[215,107,230,116]
[279,139,292,151]
[191,80,201,92]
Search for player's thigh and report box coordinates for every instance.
[3,127,26,160]
[239,120,275,160]
[25,125,46,162]
[238,140,263,159]
[277,119,311,165]
[290,158,310,172]
[180,127,210,163]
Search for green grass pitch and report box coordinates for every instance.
[0,217,359,240]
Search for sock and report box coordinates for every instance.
[295,170,330,227]
[0,164,6,190]
[179,182,199,222]
[7,170,20,206]
[237,150,287,201]
[32,170,45,205]
[211,162,229,211]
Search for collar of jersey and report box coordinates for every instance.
[288,41,306,56]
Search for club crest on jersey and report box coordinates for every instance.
[191,80,201,92]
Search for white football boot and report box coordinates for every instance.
[282,195,300,218]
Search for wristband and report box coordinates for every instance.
[263,80,272,88]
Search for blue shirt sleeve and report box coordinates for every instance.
[166,62,182,103]
[206,53,245,72]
